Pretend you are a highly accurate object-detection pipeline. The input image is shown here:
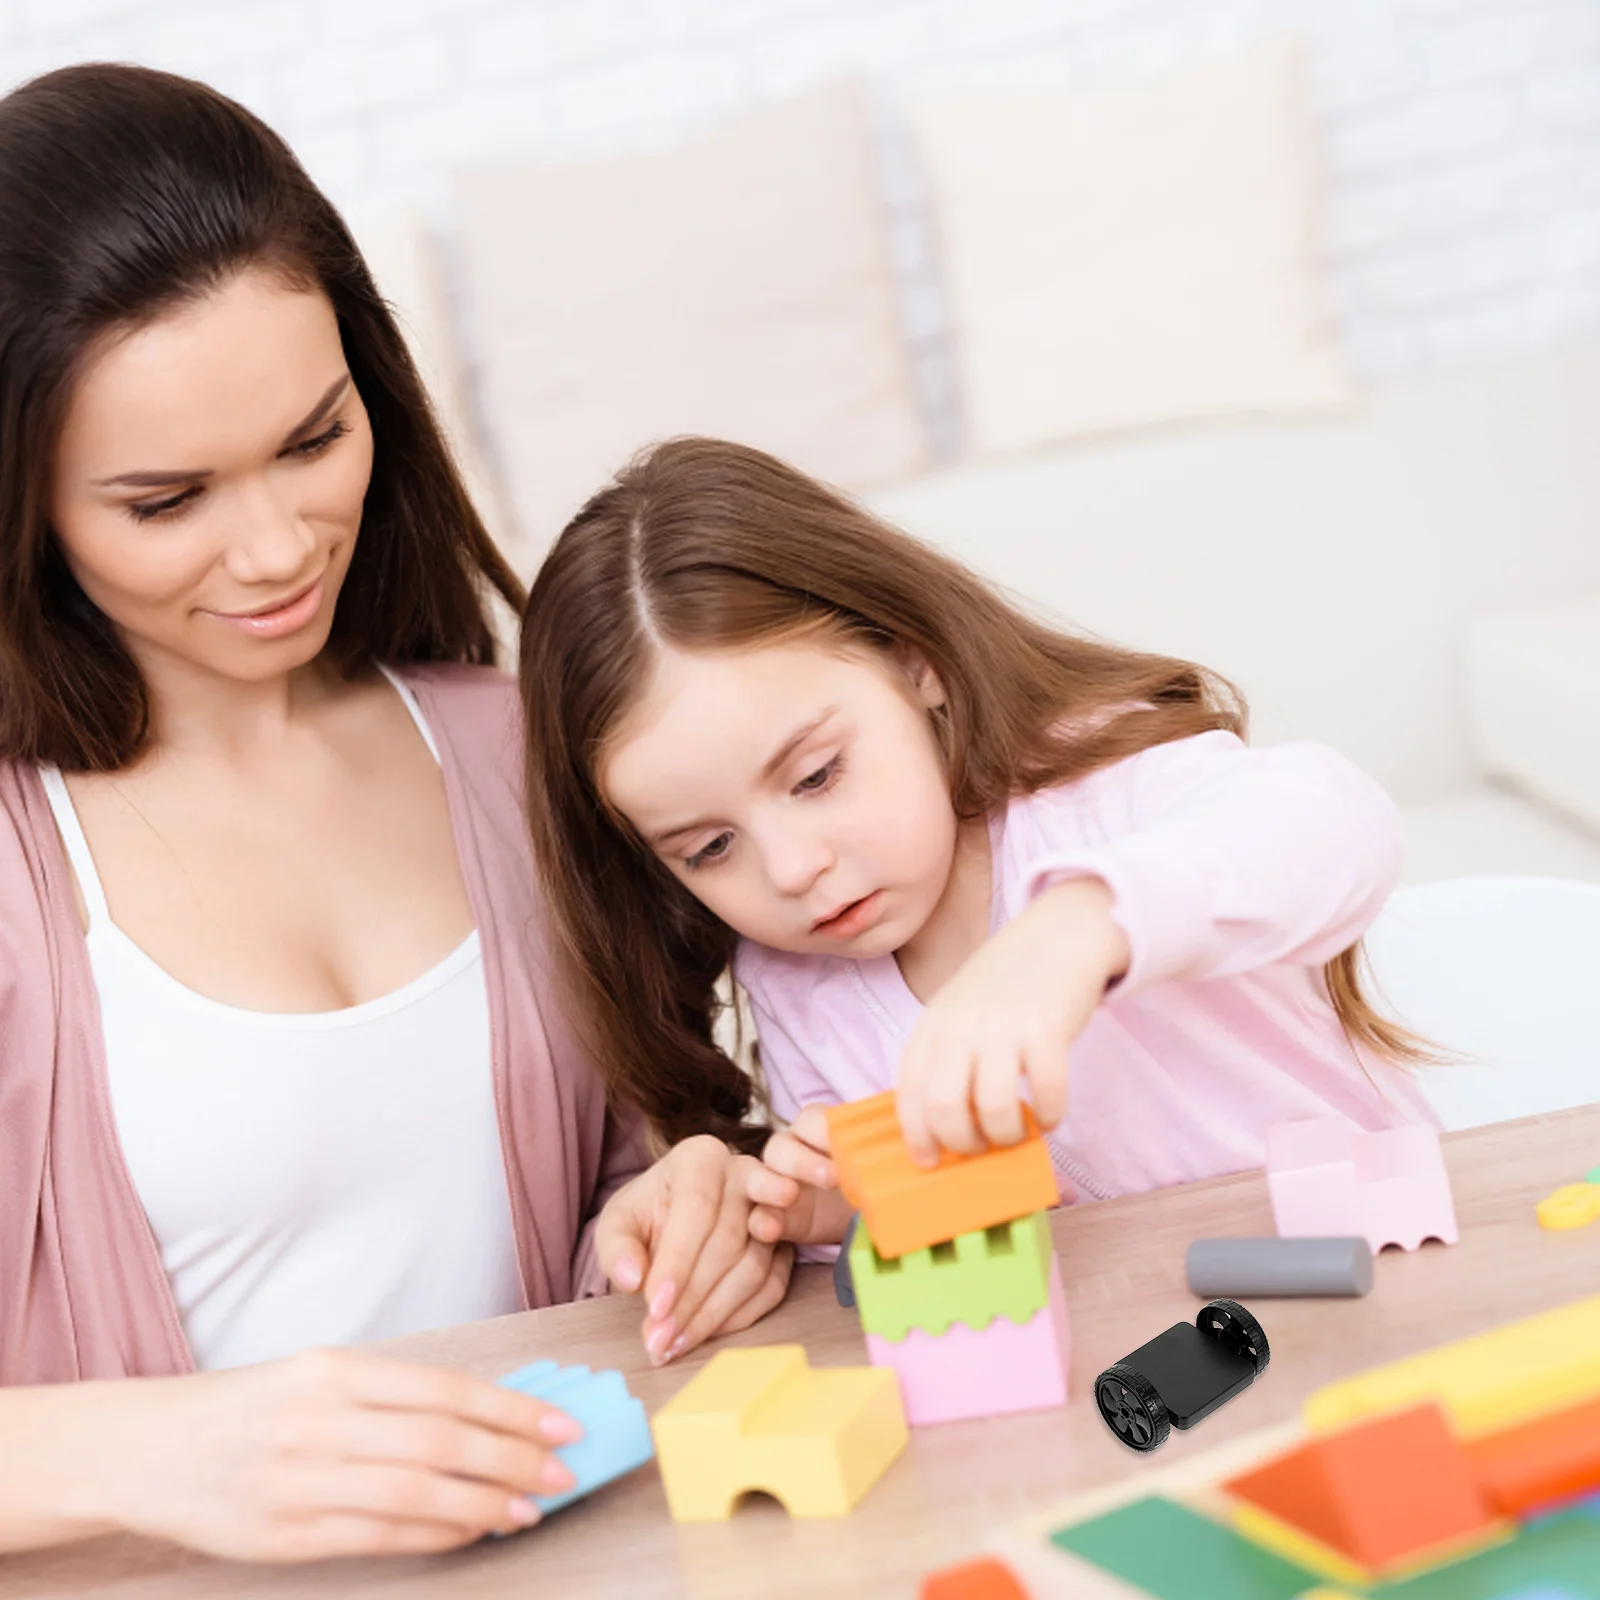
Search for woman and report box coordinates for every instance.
[0,64,787,1560]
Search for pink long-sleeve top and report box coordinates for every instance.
[736,730,1437,1203]
[0,665,649,1385]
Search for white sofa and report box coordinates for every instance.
[863,339,1600,886]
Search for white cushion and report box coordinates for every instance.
[455,82,930,555]
[1364,877,1600,1129]
[905,38,1349,457]
[1465,597,1600,836]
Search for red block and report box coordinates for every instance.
[1224,1404,1499,1571]
[1466,1395,1600,1515]
[919,1556,1031,1600]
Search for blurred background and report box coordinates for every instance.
[3,0,1599,886]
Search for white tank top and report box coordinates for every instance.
[40,671,523,1371]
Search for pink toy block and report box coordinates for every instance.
[865,1258,1070,1426]
[1266,1117,1458,1253]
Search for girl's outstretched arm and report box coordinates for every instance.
[898,732,1401,1163]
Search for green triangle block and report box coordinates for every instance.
[1048,1495,1320,1600]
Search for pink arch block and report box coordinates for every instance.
[1267,1117,1458,1253]
[864,1258,1070,1426]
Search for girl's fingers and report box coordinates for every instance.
[896,1043,940,1166]
[761,1130,834,1189]
[789,1104,834,1156]
[1022,1035,1070,1129]
[972,1047,1026,1148]
[748,1202,787,1244]
[923,1040,985,1156]
[743,1156,803,1209]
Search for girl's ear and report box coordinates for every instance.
[896,643,948,710]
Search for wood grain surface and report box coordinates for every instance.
[4,1106,1596,1599]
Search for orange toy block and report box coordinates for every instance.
[1224,1404,1504,1578]
[919,1556,1032,1600]
[1465,1394,1600,1515]
[825,1092,1059,1259]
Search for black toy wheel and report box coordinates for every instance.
[1095,1363,1171,1452]
[1197,1299,1271,1375]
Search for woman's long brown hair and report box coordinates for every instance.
[521,438,1426,1152]
[0,65,522,770]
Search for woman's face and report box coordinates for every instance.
[49,266,373,689]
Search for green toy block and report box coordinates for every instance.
[1371,1511,1600,1599]
[849,1210,1053,1341]
[1049,1495,1320,1600]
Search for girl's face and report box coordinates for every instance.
[49,266,373,690]
[601,638,961,959]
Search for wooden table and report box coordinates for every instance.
[6,1107,1598,1600]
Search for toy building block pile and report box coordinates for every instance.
[825,1090,1068,1426]
[1008,1293,1600,1598]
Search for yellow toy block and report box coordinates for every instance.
[1537,1182,1600,1230]
[650,1345,907,1521]
[1303,1294,1600,1438]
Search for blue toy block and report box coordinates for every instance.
[497,1359,655,1514]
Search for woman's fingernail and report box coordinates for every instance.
[509,1496,542,1527]
[537,1411,583,1445]
[613,1258,642,1292]
[647,1320,676,1362]
[648,1281,676,1321]
[814,1163,833,1186]
[539,1459,577,1493]
[667,1335,687,1361]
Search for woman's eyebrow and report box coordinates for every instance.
[282,373,351,443]
[92,373,352,488]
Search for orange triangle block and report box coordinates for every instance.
[1225,1404,1501,1572]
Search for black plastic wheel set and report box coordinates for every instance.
[1094,1299,1270,1452]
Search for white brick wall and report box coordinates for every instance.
[2,0,1597,406]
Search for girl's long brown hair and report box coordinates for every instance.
[521,438,1425,1152]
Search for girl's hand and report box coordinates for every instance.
[897,877,1130,1165]
[51,1350,585,1561]
[752,1104,856,1246]
[595,1136,796,1365]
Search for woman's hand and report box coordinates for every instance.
[752,1105,855,1246]
[896,877,1130,1165]
[595,1136,795,1365]
[3,1349,587,1561]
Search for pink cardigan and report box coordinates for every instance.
[0,665,649,1385]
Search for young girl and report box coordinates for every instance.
[520,437,1435,1344]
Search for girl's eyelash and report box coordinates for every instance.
[686,832,733,871]
[794,753,844,797]
[122,418,351,524]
